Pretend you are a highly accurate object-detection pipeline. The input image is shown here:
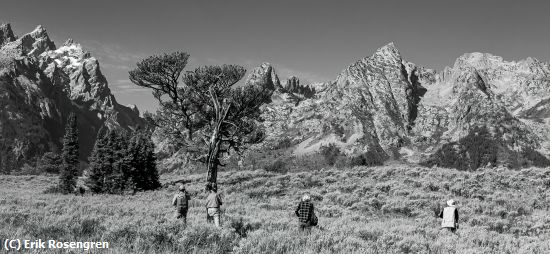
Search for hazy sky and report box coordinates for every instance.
[1,0,549,112]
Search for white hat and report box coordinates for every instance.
[302,194,311,201]
[447,199,456,206]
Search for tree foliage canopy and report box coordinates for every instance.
[130,52,272,183]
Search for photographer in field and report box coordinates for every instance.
[205,183,223,227]
[439,199,459,233]
[295,194,318,232]
[172,184,190,225]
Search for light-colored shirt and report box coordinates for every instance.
[205,192,223,208]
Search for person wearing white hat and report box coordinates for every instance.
[439,199,459,232]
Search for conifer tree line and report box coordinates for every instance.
[85,128,161,194]
[53,112,160,194]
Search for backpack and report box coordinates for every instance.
[176,193,189,211]
[310,212,318,226]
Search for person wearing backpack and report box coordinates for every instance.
[439,199,459,233]
[172,184,190,224]
[295,194,318,232]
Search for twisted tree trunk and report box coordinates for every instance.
[206,126,222,183]
[206,87,230,184]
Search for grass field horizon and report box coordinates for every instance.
[2,164,550,253]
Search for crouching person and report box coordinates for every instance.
[205,183,223,227]
[172,184,190,225]
[295,194,318,232]
[439,199,459,233]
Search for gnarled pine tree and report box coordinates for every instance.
[130,52,271,184]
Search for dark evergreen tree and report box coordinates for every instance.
[103,130,130,194]
[85,128,109,193]
[127,130,160,192]
[85,128,159,194]
[126,132,145,193]
[58,113,79,194]
[142,132,160,190]
[86,127,160,194]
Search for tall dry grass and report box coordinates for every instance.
[1,165,550,253]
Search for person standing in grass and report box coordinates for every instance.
[172,184,190,225]
[295,194,318,231]
[439,199,459,233]
[205,183,223,227]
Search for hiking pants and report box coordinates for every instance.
[207,208,221,227]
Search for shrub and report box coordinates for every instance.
[349,151,385,167]
[431,202,442,217]
[301,175,323,189]
[273,137,294,150]
[320,143,342,166]
[264,159,287,173]
[228,217,260,237]
[17,163,40,175]
[425,182,440,192]
[382,203,413,217]
[357,228,383,242]
[36,152,62,174]
[369,198,384,210]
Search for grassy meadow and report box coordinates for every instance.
[1,165,550,253]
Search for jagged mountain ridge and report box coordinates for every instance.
[0,24,144,173]
[252,43,550,169]
[2,22,546,172]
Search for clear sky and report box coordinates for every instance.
[1,0,549,113]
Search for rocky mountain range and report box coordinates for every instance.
[0,24,144,173]
[252,43,550,170]
[2,23,549,173]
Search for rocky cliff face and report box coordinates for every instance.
[0,24,144,173]
[413,52,550,168]
[255,43,550,170]
[0,23,16,46]
[245,62,282,92]
[256,44,427,162]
